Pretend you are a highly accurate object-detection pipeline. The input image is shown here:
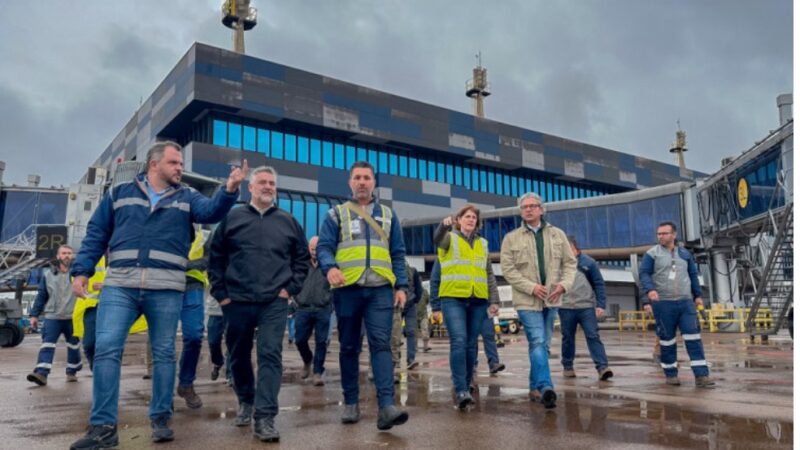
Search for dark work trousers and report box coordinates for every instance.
[224,300,288,419]
[83,307,97,371]
[294,308,332,375]
[34,318,82,376]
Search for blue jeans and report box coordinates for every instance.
[288,316,296,343]
[178,287,205,386]
[91,286,182,425]
[333,286,395,408]
[441,297,487,394]
[207,315,231,379]
[294,308,332,375]
[517,309,557,392]
[558,308,609,371]
[480,314,500,367]
[83,307,97,370]
[652,299,709,377]
[224,300,288,419]
[34,318,82,376]
[402,306,417,363]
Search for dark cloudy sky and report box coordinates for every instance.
[0,0,792,186]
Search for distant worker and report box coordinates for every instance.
[293,236,333,386]
[391,261,422,379]
[27,245,82,386]
[316,161,410,430]
[431,205,501,410]
[639,222,715,388]
[558,236,613,381]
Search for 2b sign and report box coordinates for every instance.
[36,226,68,259]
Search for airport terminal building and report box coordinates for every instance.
[87,43,699,246]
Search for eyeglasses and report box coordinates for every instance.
[520,204,542,210]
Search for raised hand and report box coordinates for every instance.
[226,159,249,193]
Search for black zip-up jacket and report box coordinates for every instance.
[294,264,332,311]
[209,205,310,304]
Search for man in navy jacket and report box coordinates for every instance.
[69,141,246,450]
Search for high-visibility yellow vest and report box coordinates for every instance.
[334,202,396,288]
[185,229,209,287]
[437,232,489,299]
[72,257,147,337]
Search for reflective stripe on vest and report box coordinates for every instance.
[185,229,208,287]
[437,232,489,299]
[334,203,396,287]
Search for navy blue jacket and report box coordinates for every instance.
[72,173,238,291]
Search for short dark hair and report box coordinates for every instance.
[657,221,677,232]
[567,235,578,249]
[146,141,182,166]
[57,244,73,252]
[349,161,375,177]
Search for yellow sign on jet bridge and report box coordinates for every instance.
[737,178,749,209]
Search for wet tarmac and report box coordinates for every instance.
[0,329,792,449]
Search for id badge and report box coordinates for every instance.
[350,221,361,235]
[668,269,676,280]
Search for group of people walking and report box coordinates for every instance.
[22,141,714,450]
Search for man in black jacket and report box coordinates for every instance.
[209,166,310,442]
[294,236,333,386]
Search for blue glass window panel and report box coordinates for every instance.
[297,136,309,163]
[368,149,378,169]
[357,147,367,162]
[653,195,683,242]
[585,207,610,249]
[271,131,284,159]
[525,179,532,195]
[322,141,334,167]
[278,193,291,212]
[305,200,317,239]
[257,129,269,155]
[631,199,656,246]
[419,157,427,180]
[546,182,553,202]
[437,162,445,182]
[503,175,510,196]
[511,176,518,197]
[35,192,68,227]
[228,123,242,149]
[284,133,297,161]
[500,216,516,239]
[428,161,437,182]
[480,169,488,192]
[213,120,228,146]
[0,191,37,241]
[497,173,504,195]
[310,139,321,166]
[412,226,424,255]
[446,164,454,184]
[346,145,357,169]
[243,126,256,151]
[488,171,496,194]
[455,165,462,185]
[422,225,434,254]
[409,156,418,178]
[292,197,305,229]
[608,204,631,248]
[566,208,589,247]
[560,184,566,200]
[399,155,408,177]
[389,153,398,175]
[484,218,500,252]
[472,168,480,191]
[319,203,330,230]
[403,228,414,255]
[464,167,471,189]
[579,187,585,198]
[378,151,388,174]
[334,143,345,169]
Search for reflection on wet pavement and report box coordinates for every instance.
[0,330,792,449]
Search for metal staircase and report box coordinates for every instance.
[745,202,793,337]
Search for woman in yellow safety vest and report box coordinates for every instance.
[73,257,147,370]
[431,204,500,410]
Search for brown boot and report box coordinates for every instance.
[665,376,681,386]
[300,363,312,380]
[177,384,203,409]
[695,376,716,388]
[528,390,541,402]
[562,368,576,378]
[598,367,614,381]
[312,373,325,386]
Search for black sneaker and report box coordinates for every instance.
[376,405,409,430]
[27,372,47,386]
[150,416,174,443]
[407,360,420,370]
[253,416,280,442]
[455,391,474,410]
[234,402,253,427]
[489,363,506,374]
[541,388,557,409]
[69,424,118,450]
[211,365,221,381]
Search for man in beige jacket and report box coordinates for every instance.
[500,192,576,409]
